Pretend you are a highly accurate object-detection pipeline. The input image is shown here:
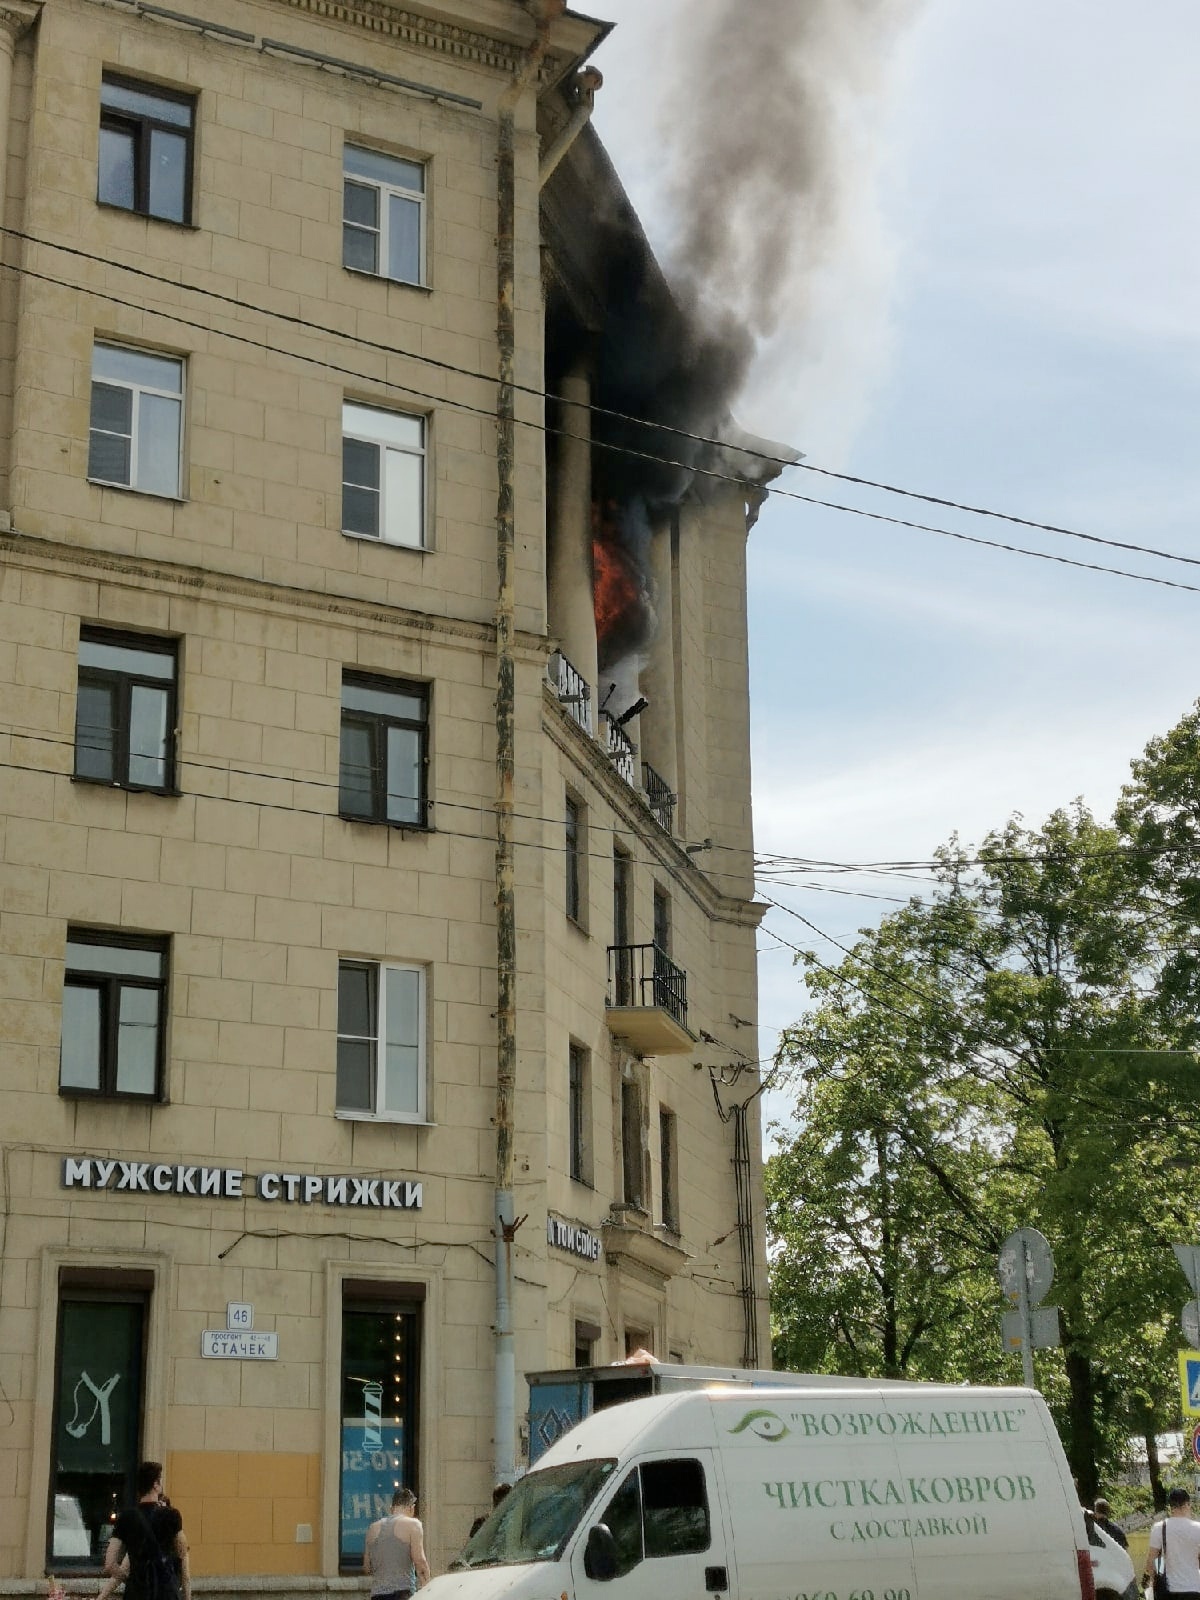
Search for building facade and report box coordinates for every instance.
[0,0,778,1588]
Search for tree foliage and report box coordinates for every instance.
[769,781,1200,1497]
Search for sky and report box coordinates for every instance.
[586,0,1200,1129]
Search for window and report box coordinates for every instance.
[60,931,167,1099]
[653,884,671,956]
[621,1077,644,1209]
[339,674,429,827]
[50,1282,147,1568]
[74,629,177,792]
[343,145,425,285]
[569,1042,591,1185]
[98,75,194,224]
[565,793,586,925]
[337,959,427,1120]
[574,1318,600,1368]
[659,1107,679,1233]
[600,1460,709,1575]
[340,1291,421,1566]
[88,344,183,497]
[342,402,425,546]
[613,845,632,1003]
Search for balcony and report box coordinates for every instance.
[641,762,675,834]
[602,713,636,786]
[605,943,693,1054]
[548,650,593,735]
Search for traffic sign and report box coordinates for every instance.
[1183,1301,1200,1350]
[1001,1306,1061,1351]
[999,1228,1054,1306]
[1174,1245,1200,1298]
[1178,1351,1200,1418]
[1191,1422,1200,1467]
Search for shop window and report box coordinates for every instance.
[60,931,167,1100]
[88,343,184,498]
[569,1041,591,1185]
[49,1286,147,1568]
[74,629,177,793]
[98,75,195,224]
[336,959,427,1120]
[340,1292,421,1568]
[343,145,425,286]
[339,673,429,827]
[342,402,426,546]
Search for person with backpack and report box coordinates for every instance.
[103,1462,190,1600]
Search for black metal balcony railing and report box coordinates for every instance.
[603,713,636,787]
[547,650,593,735]
[607,943,688,1032]
[641,762,675,834]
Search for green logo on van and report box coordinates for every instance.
[729,1408,789,1441]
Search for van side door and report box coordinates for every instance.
[570,1452,732,1600]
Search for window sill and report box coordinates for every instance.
[344,265,431,294]
[570,1175,595,1191]
[58,1088,162,1104]
[88,477,185,504]
[71,774,179,797]
[566,915,589,937]
[97,199,198,230]
[341,528,430,552]
[335,1110,434,1127]
[338,811,432,832]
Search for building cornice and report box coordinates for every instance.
[0,531,548,661]
[275,0,522,75]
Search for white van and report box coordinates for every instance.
[437,1384,1129,1600]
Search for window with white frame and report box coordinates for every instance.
[342,402,425,547]
[343,145,425,286]
[336,959,427,1120]
[88,344,183,497]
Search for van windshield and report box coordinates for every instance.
[457,1459,616,1568]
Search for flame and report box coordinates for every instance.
[592,534,641,650]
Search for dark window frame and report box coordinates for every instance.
[339,672,430,829]
[74,627,178,794]
[565,793,585,925]
[98,73,196,224]
[60,929,168,1102]
[621,1076,644,1210]
[659,1106,679,1233]
[569,1041,591,1186]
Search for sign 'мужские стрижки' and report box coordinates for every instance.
[61,1156,423,1208]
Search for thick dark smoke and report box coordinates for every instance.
[665,0,920,341]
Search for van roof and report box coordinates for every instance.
[532,1382,1041,1471]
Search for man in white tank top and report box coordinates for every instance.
[1146,1487,1200,1600]
[364,1488,430,1600]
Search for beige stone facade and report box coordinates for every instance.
[0,0,775,1589]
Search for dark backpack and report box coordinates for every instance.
[130,1507,181,1600]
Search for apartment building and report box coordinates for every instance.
[0,0,781,1588]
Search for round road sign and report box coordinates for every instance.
[998,1228,1055,1306]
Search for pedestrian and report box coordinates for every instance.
[103,1463,189,1600]
[1145,1488,1200,1599]
[364,1488,430,1600]
[468,1483,512,1540]
[1094,1498,1128,1550]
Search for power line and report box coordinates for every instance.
[11,224,1200,581]
[4,243,1200,600]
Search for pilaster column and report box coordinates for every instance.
[547,363,598,707]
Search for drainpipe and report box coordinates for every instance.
[494,0,563,1488]
[538,66,602,188]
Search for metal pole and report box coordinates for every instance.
[1016,1236,1035,1388]
[492,0,562,1487]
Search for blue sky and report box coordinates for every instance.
[588,0,1200,1108]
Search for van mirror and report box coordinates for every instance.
[584,1524,618,1582]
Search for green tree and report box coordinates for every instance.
[770,802,1199,1496]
